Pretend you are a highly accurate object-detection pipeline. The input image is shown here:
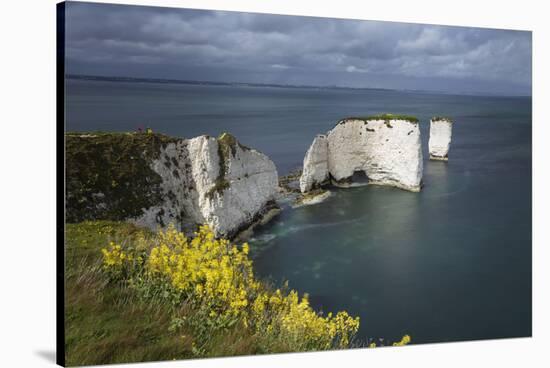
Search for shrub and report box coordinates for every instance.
[393,335,412,346]
[101,224,361,351]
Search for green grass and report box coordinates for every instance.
[341,114,419,124]
[65,132,182,223]
[431,116,453,123]
[64,221,327,366]
[65,221,254,365]
[65,221,196,366]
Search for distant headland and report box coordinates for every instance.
[66,73,394,93]
[65,74,530,97]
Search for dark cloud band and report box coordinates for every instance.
[65,2,532,95]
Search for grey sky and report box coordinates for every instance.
[65,1,532,96]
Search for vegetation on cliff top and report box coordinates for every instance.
[66,221,411,365]
[65,132,183,223]
[102,224,360,350]
[431,116,453,123]
[340,113,419,124]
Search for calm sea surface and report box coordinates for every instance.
[66,79,532,345]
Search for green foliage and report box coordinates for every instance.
[65,132,181,223]
[431,116,453,123]
[207,132,251,199]
[205,179,230,199]
[64,221,193,366]
[340,113,419,124]
[65,221,410,366]
[102,225,361,352]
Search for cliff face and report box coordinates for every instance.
[428,117,452,161]
[300,116,423,193]
[299,135,329,192]
[66,132,278,238]
[188,134,279,238]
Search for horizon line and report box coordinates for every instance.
[65,73,532,98]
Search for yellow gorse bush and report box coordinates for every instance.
[270,290,359,348]
[147,225,257,318]
[100,224,411,350]
[101,242,133,267]
[393,334,412,346]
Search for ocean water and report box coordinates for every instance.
[66,79,532,345]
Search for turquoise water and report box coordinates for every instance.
[66,79,532,344]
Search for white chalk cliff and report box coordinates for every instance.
[299,135,329,192]
[428,117,453,161]
[300,116,423,193]
[133,133,279,238]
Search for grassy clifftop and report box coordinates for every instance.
[65,132,181,223]
[65,221,368,365]
[341,114,419,124]
[431,116,453,123]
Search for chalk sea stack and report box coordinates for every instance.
[299,134,330,193]
[300,114,423,193]
[428,117,453,161]
[65,132,279,238]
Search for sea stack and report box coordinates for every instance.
[65,132,279,238]
[300,114,423,193]
[299,135,329,192]
[428,117,453,161]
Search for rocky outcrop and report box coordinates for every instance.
[65,132,278,238]
[300,115,423,193]
[299,135,329,192]
[428,117,453,161]
[293,189,332,208]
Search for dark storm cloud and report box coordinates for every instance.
[65,1,532,95]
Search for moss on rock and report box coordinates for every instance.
[65,132,181,223]
[431,116,453,123]
[206,133,252,199]
[339,113,419,124]
[205,179,231,199]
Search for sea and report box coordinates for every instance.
[66,78,532,345]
